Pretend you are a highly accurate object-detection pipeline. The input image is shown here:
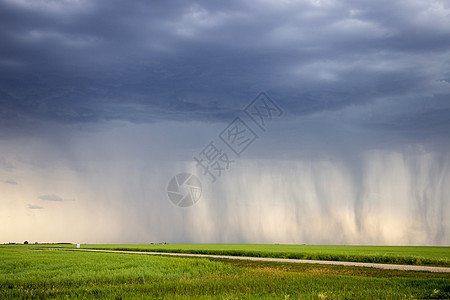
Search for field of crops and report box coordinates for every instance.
[1,245,449,299]
[26,243,450,267]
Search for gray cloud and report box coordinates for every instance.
[0,157,13,171]
[28,204,44,210]
[38,194,64,202]
[3,179,17,184]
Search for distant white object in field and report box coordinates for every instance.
[77,244,80,248]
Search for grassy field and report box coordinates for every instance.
[1,246,449,299]
[23,243,450,267]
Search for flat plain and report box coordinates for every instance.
[1,244,449,299]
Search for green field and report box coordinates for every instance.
[1,245,449,299]
[24,243,450,267]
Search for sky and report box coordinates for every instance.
[1,0,449,245]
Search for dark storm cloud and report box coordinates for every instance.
[0,0,449,135]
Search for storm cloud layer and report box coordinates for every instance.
[1,0,449,244]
